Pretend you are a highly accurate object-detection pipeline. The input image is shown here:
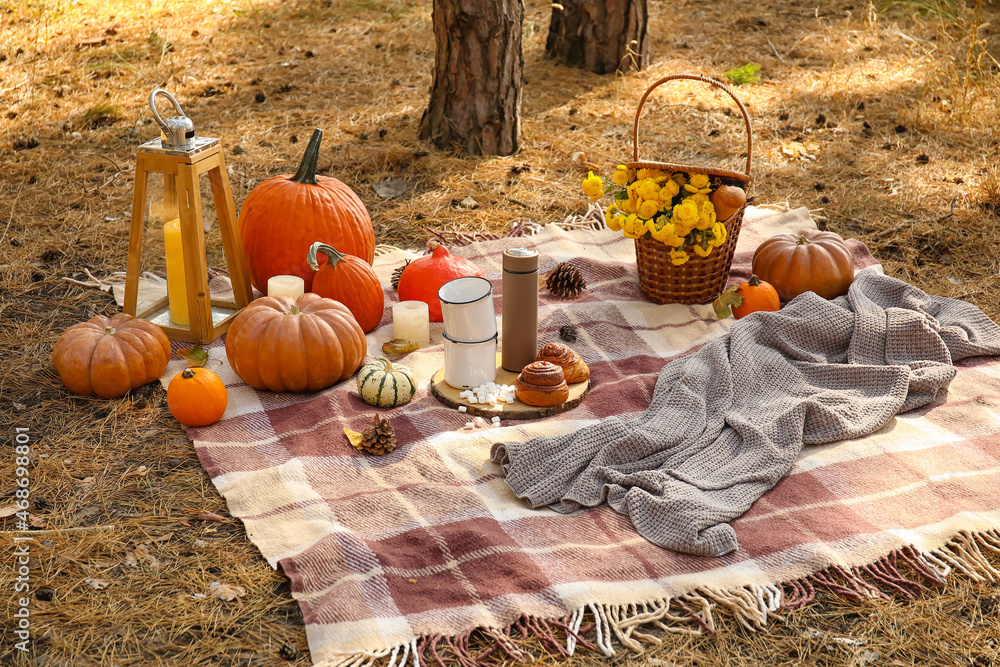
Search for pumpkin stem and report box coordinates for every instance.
[307,242,346,272]
[378,356,395,372]
[103,326,117,335]
[796,234,812,245]
[290,128,323,185]
[182,368,197,379]
[288,304,301,316]
[748,274,762,286]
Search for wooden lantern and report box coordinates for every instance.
[124,90,253,343]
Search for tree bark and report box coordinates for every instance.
[545,0,649,74]
[419,0,523,156]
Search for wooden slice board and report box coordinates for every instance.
[430,353,590,420]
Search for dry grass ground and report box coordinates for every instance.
[1,0,999,665]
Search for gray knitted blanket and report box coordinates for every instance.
[491,271,1000,557]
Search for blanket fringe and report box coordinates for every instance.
[315,529,1000,666]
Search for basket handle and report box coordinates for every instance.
[632,74,753,177]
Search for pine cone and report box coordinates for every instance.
[546,262,587,298]
[391,260,411,290]
[361,414,397,456]
[559,325,578,343]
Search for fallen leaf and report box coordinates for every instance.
[381,338,418,355]
[176,517,192,527]
[197,511,226,522]
[712,285,743,320]
[192,539,209,548]
[178,344,210,367]
[855,649,881,667]
[344,428,364,451]
[0,505,19,519]
[135,544,162,572]
[459,196,479,209]
[188,592,207,600]
[29,513,48,528]
[149,532,174,543]
[84,578,111,590]
[209,580,246,601]
[372,177,415,199]
[123,552,139,568]
[122,466,148,479]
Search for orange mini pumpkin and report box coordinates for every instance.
[52,313,170,399]
[731,275,781,319]
[752,229,855,301]
[224,293,367,392]
[306,241,384,333]
[167,367,228,427]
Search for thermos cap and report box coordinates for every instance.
[503,247,538,272]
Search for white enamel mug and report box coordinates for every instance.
[438,276,497,342]
[443,331,498,389]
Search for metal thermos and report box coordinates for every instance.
[501,248,539,373]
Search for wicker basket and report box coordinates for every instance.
[626,74,753,304]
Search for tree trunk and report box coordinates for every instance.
[545,0,649,74]
[419,0,523,156]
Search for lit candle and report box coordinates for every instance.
[267,275,305,300]
[393,300,430,346]
[163,218,189,326]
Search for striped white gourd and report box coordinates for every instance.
[357,357,416,408]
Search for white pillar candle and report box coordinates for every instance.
[393,300,430,346]
[267,275,305,300]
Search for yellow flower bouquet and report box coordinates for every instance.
[582,168,729,266]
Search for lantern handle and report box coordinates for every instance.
[148,89,187,135]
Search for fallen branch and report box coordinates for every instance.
[3,524,116,537]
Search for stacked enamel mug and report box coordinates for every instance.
[438,277,498,389]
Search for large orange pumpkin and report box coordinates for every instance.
[306,241,384,333]
[751,229,855,301]
[224,293,367,392]
[52,313,171,399]
[239,128,375,293]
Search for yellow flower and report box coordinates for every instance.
[671,172,687,187]
[620,214,641,238]
[637,168,664,181]
[658,179,680,202]
[604,204,619,224]
[710,221,727,246]
[670,249,690,266]
[689,173,711,190]
[638,199,660,219]
[636,178,660,200]
[620,198,636,215]
[650,219,676,243]
[608,213,624,231]
[673,200,699,226]
[695,200,717,231]
[612,166,631,187]
[693,244,712,258]
[687,192,709,206]
[582,171,604,201]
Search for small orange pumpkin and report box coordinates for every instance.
[306,241,384,333]
[52,313,171,399]
[732,275,781,319]
[225,293,367,392]
[167,367,228,427]
[710,184,747,221]
[752,229,855,301]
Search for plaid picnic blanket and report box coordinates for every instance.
[160,207,1000,667]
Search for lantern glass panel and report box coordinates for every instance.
[132,172,236,334]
